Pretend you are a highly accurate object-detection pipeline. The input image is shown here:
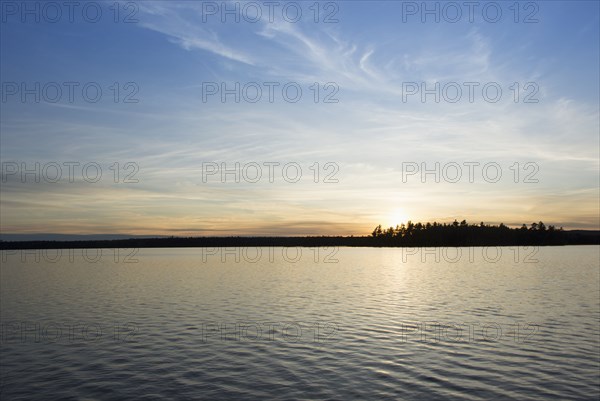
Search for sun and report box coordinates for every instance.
[387,209,409,228]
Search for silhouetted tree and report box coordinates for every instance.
[372,225,382,237]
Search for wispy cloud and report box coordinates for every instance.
[138,2,256,65]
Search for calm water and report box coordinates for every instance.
[1,246,599,400]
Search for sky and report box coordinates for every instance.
[0,0,599,236]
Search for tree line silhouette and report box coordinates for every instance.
[370,220,576,246]
[0,220,597,250]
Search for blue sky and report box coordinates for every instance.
[1,0,599,235]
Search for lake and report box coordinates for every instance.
[1,246,599,400]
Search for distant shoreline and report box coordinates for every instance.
[1,231,598,250]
